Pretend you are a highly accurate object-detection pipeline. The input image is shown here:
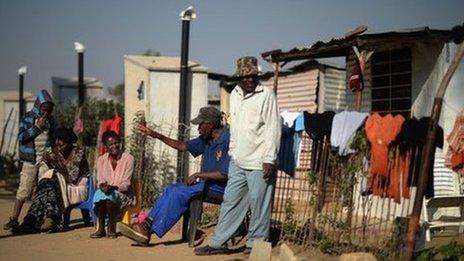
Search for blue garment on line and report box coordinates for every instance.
[278,125,302,177]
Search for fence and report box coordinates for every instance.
[270,130,436,259]
[127,113,202,208]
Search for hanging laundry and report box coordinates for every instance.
[97,114,123,155]
[303,111,335,141]
[445,114,464,176]
[330,111,369,156]
[349,61,363,92]
[280,110,300,128]
[278,125,297,176]
[396,117,444,199]
[73,107,84,135]
[365,113,405,196]
[277,111,304,176]
[294,114,305,167]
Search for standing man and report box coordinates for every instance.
[4,90,57,230]
[118,106,230,245]
[195,56,281,255]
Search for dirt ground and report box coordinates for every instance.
[0,191,250,261]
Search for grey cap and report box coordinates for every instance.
[191,106,222,125]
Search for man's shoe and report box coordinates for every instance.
[118,222,151,245]
[194,245,230,256]
[11,223,39,235]
[3,217,19,230]
[90,229,106,238]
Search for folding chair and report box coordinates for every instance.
[63,175,96,230]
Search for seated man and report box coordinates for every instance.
[118,106,230,245]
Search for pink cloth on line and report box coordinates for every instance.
[73,118,84,135]
[96,152,134,193]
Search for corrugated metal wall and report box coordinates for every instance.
[262,69,319,112]
[320,66,347,112]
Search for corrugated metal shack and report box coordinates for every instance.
[260,25,464,254]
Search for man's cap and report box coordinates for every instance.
[191,106,222,125]
[233,56,260,78]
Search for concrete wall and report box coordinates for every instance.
[0,91,35,156]
[124,59,150,139]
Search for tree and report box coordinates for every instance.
[142,49,161,56]
[110,82,124,103]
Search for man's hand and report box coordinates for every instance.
[186,173,201,185]
[263,163,277,179]
[36,116,48,129]
[136,124,160,139]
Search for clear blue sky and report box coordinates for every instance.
[1,0,463,95]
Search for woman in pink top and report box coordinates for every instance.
[91,131,134,239]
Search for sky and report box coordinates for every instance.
[1,0,463,96]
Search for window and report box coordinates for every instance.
[370,48,412,116]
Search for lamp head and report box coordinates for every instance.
[180,6,196,21]
[18,66,27,75]
[74,42,85,53]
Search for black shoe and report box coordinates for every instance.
[194,245,230,256]
[11,223,39,235]
[3,217,19,230]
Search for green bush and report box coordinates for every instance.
[54,99,124,146]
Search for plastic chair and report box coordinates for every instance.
[63,175,96,230]
[422,153,464,241]
[121,178,142,225]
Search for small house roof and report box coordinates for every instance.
[124,55,208,73]
[262,24,464,62]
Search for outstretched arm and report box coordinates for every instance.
[136,124,187,151]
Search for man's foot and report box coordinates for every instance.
[194,245,231,256]
[106,231,118,239]
[118,222,151,245]
[90,229,106,238]
[3,217,19,230]
[243,247,252,255]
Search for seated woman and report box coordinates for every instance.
[13,128,89,234]
[91,131,134,239]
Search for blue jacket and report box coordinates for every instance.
[18,90,57,163]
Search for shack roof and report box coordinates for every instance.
[262,25,464,62]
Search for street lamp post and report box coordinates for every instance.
[74,42,85,106]
[18,66,27,123]
[177,6,196,182]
